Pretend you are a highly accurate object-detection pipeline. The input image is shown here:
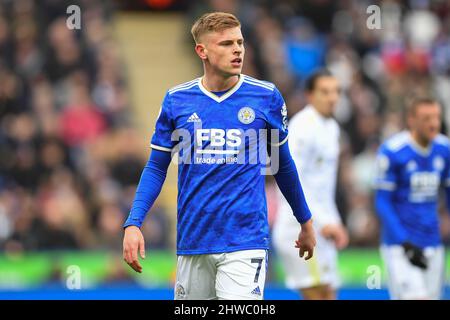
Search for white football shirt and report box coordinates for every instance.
[276,104,341,230]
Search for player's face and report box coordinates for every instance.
[308,76,340,118]
[409,103,441,143]
[198,27,244,77]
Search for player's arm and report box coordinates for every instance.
[444,156,450,212]
[267,87,315,260]
[291,122,347,249]
[373,150,427,269]
[123,92,175,273]
[443,150,450,216]
[445,186,450,216]
[373,150,408,243]
[374,190,407,242]
[273,141,316,260]
[123,150,171,272]
[321,129,348,249]
[375,190,427,269]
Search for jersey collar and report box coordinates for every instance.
[198,75,244,103]
[408,131,432,157]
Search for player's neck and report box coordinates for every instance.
[311,104,332,119]
[201,72,240,92]
[410,131,431,149]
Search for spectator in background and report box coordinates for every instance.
[59,71,107,147]
[0,0,160,254]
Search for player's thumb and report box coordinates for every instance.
[139,238,146,259]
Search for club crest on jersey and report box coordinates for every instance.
[238,107,255,124]
[406,160,417,172]
[433,156,444,171]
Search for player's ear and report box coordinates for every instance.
[195,43,208,60]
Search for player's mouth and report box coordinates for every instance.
[231,58,242,67]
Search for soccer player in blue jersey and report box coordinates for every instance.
[374,97,450,300]
[122,12,316,300]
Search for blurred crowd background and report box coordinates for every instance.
[1,0,450,260]
[0,0,171,254]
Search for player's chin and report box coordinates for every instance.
[427,130,439,141]
[222,69,242,78]
[228,64,243,74]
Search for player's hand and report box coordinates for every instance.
[321,224,349,250]
[402,242,427,269]
[123,226,146,273]
[295,219,316,260]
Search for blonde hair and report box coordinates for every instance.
[191,12,241,43]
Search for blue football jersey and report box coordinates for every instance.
[374,131,450,247]
[151,75,289,255]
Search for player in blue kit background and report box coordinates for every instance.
[122,12,316,300]
[374,97,450,300]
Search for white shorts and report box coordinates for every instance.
[273,221,340,290]
[174,249,268,300]
[380,245,445,300]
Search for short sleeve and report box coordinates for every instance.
[373,146,397,191]
[266,87,289,146]
[150,92,175,152]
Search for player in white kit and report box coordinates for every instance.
[273,70,349,300]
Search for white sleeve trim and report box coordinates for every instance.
[150,144,172,152]
[268,134,289,147]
